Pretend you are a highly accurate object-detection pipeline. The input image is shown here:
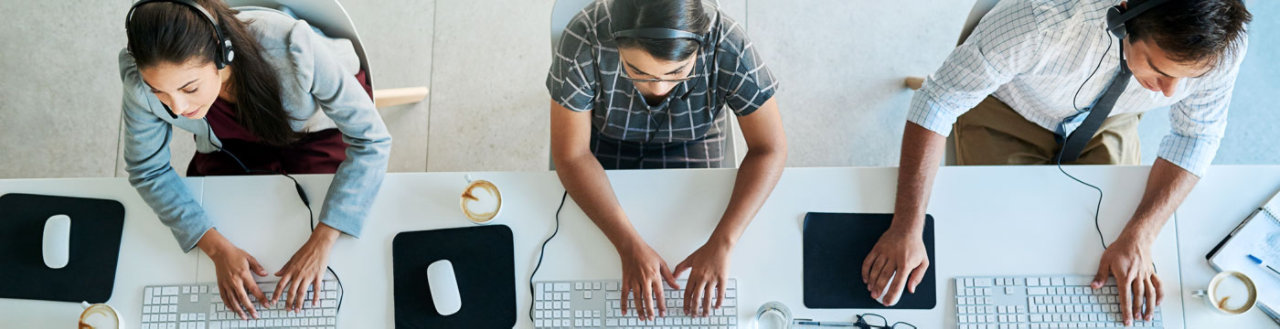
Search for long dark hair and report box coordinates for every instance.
[127,0,300,146]
[611,0,712,61]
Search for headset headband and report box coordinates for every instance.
[126,0,234,69]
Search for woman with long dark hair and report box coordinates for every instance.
[547,0,786,321]
[120,0,390,319]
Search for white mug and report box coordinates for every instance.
[460,175,502,224]
[1192,271,1257,315]
[79,302,124,329]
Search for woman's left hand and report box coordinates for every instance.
[673,239,734,317]
[271,224,340,312]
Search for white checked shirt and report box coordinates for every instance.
[908,0,1247,176]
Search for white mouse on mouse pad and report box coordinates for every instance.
[427,259,462,316]
[43,214,71,269]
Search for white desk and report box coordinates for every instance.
[0,177,205,328]
[1174,166,1280,327]
[1,166,1276,328]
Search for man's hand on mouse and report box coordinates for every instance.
[272,223,340,312]
[861,224,929,307]
[617,237,678,321]
[197,228,268,320]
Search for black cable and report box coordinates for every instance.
[1059,28,1118,249]
[206,122,344,313]
[1060,31,1161,276]
[529,191,569,323]
[1072,32,1115,112]
[1056,157,1161,278]
[291,175,344,314]
[1056,158,1108,249]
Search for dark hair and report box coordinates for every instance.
[1127,0,1252,67]
[610,0,711,62]
[127,0,299,146]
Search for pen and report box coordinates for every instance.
[1247,254,1280,279]
[793,319,857,327]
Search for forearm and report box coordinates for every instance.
[1120,158,1199,244]
[315,126,392,238]
[308,223,341,246]
[197,228,232,256]
[555,152,644,250]
[891,123,947,233]
[708,144,786,248]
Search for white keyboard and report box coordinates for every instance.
[533,279,739,328]
[139,281,340,329]
[954,275,1163,329]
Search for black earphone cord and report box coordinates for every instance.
[1058,31,1158,274]
[203,123,345,313]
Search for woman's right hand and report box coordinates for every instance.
[198,229,270,320]
[617,239,679,321]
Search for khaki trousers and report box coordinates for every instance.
[953,96,1141,166]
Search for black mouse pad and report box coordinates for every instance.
[392,225,515,328]
[0,193,126,303]
[803,212,937,309]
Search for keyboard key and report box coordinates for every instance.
[1065,276,1092,286]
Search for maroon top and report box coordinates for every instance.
[187,70,373,176]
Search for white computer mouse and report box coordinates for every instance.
[42,214,71,269]
[426,259,462,316]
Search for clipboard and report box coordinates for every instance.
[1206,187,1280,324]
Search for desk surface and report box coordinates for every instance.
[2,166,1277,328]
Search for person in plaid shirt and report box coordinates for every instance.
[546,0,785,321]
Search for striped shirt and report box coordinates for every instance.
[546,0,778,169]
[908,0,1247,176]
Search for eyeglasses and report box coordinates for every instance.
[853,313,916,329]
[618,66,705,83]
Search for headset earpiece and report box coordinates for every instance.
[220,39,235,69]
[1104,0,1170,40]
[1105,5,1128,39]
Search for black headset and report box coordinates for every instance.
[127,0,235,69]
[1071,0,1171,111]
[611,0,724,168]
[610,0,720,100]
[1105,0,1170,40]
[613,28,704,42]
[126,0,235,119]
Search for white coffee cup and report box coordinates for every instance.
[79,302,124,329]
[460,176,502,224]
[1192,271,1257,315]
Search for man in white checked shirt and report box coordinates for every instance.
[861,0,1252,326]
